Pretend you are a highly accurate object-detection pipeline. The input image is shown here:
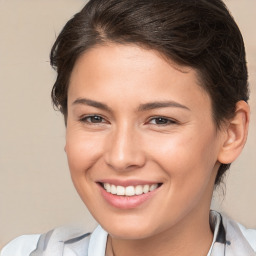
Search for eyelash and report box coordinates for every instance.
[79,115,177,126]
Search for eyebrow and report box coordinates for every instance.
[72,98,112,112]
[72,98,190,112]
[137,101,190,111]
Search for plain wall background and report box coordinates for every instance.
[0,0,255,249]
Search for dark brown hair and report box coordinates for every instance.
[50,0,249,185]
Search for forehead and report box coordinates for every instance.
[71,43,192,78]
[68,43,210,111]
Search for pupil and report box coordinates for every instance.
[91,116,102,123]
[156,118,167,124]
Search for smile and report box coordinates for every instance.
[102,183,160,196]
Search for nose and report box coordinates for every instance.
[104,124,146,171]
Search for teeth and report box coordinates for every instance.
[110,184,117,194]
[150,184,158,191]
[103,183,159,196]
[116,186,125,195]
[143,185,149,194]
[135,185,143,195]
[125,186,135,196]
[104,183,111,193]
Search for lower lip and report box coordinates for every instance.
[98,184,160,209]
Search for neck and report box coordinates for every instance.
[106,209,213,256]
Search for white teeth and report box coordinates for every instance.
[150,184,158,192]
[110,184,117,194]
[103,183,159,196]
[116,186,125,195]
[143,185,150,194]
[135,185,143,195]
[104,183,111,193]
[125,186,135,196]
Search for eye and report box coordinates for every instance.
[80,115,107,124]
[148,117,176,125]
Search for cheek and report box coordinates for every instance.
[64,129,105,207]
[65,129,104,176]
[147,128,219,183]
[147,132,219,220]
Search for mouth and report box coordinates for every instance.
[99,182,162,197]
[97,181,163,209]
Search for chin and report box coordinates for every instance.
[100,217,159,240]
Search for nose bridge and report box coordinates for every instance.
[104,121,145,171]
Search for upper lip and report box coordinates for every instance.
[97,179,162,187]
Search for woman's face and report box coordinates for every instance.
[66,44,224,239]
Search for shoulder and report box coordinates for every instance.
[0,226,90,256]
[1,234,40,256]
[237,222,256,252]
[220,212,256,253]
[0,225,107,256]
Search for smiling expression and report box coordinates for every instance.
[65,43,224,239]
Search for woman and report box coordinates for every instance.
[1,0,255,255]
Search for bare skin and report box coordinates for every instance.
[65,43,249,256]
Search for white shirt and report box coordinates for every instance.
[1,211,256,256]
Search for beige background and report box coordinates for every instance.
[0,0,255,249]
